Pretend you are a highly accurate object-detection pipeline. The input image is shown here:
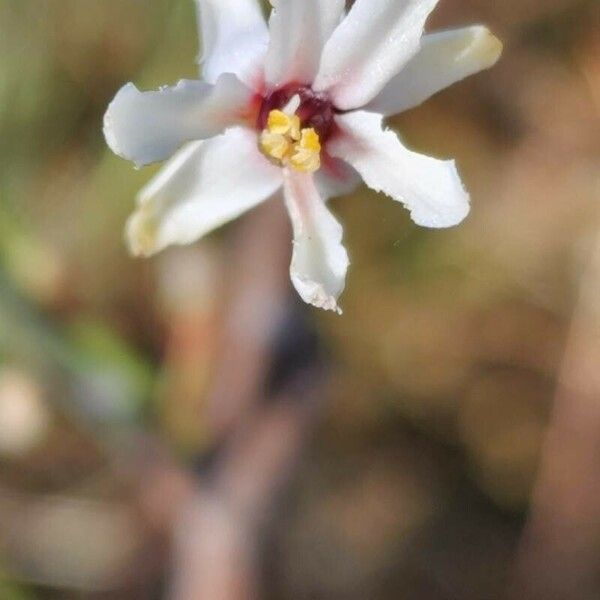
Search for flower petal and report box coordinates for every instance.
[126,128,283,257]
[283,169,349,314]
[264,0,345,88]
[313,0,438,110]
[329,111,469,228]
[195,0,269,88]
[367,26,503,116]
[315,155,361,200]
[104,74,254,167]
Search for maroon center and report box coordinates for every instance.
[257,85,335,142]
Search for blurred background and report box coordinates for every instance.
[0,0,599,598]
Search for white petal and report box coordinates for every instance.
[283,169,349,314]
[313,0,439,110]
[367,26,503,116]
[104,75,254,167]
[315,155,361,200]
[195,0,269,88]
[329,111,469,228]
[264,0,345,88]
[126,128,283,257]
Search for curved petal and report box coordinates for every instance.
[104,74,254,167]
[283,169,349,314]
[264,0,345,88]
[126,128,283,257]
[367,26,503,116]
[195,0,268,88]
[313,0,438,110]
[315,155,361,200]
[329,111,469,228]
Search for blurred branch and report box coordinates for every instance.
[512,230,600,600]
[205,198,292,438]
[169,380,322,600]
[164,200,325,600]
[512,45,600,599]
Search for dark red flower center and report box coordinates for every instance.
[257,85,336,142]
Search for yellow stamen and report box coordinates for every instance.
[260,110,321,173]
[299,128,321,153]
[267,110,293,135]
[290,128,321,172]
[289,115,301,141]
[267,110,301,141]
[260,130,291,161]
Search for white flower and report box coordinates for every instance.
[104,0,502,314]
